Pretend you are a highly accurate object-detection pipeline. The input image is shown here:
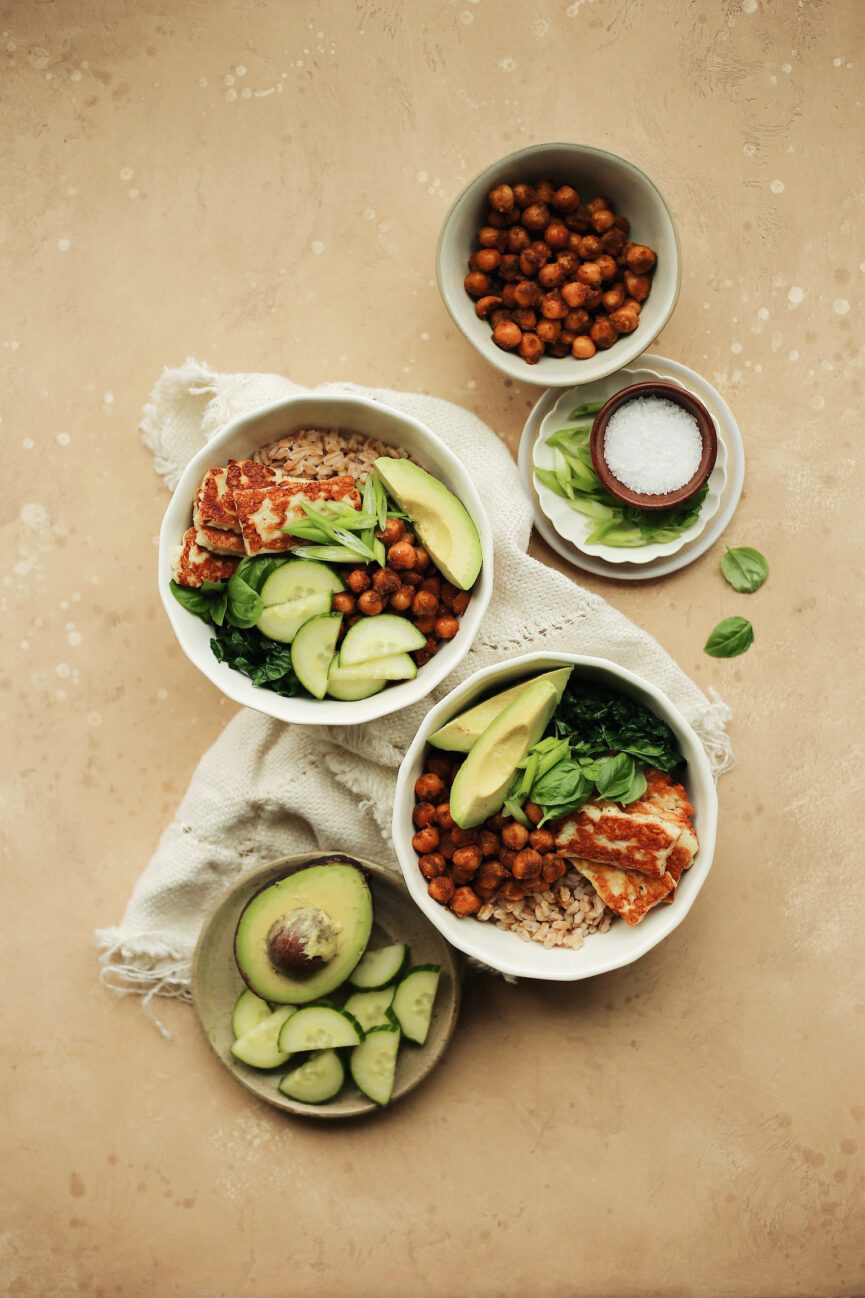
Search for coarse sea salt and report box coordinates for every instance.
[603,396,702,495]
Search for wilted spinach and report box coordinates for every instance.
[210,623,302,696]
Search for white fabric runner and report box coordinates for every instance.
[96,361,733,1017]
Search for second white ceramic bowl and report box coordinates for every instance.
[393,652,717,981]
[437,142,682,387]
[159,393,494,725]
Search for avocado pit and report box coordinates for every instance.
[266,906,339,978]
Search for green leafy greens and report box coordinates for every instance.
[704,616,754,658]
[720,546,769,594]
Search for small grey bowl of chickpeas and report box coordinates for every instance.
[436,142,681,387]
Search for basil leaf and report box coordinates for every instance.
[537,795,592,827]
[233,555,287,596]
[704,616,754,657]
[531,759,593,807]
[596,753,635,800]
[210,586,230,626]
[616,764,647,808]
[720,546,769,594]
[169,579,222,620]
[226,572,263,629]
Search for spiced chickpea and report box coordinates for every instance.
[357,589,384,616]
[412,825,440,854]
[485,208,507,230]
[332,591,356,615]
[402,571,422,588]
[602,284,626,312]
[450,826,478,848]
[410,589,438,619]
[549,338,570,358]
[623,270,651,302]
[492,320,521,351]
[601,227,627,256]
[536,318,561,345]
[464,271,490,298]
[595,254,618,281]
[590,317,619,350]
[424,752,452,780]
[501,821,529,850]
[435,801,457,830]
[476,859,506,889]
[421,574,442,597]
[561,280,590,309]
[485,811,509,833]
[475,248,502,274]
[625,243,657,274]
[541,854,568,884]
[512,848,543,880]
[346,567,371,594]
[572,335,597,360]
[512,308,537,332]
[514,279,541,309]
[613,214,630,234]
[478,830,499,858]
[412,801,437,828]
[413,546,430,572]
[452,845,482,873]
[415,772,445,802]
[428,875,455,905]
[564,308,590,334]
[519,248,544,278]
[477,225,502,249]
[441,585,470,616]
[450,886,482,917]
[583,287,603,310]
[372,567,401,596]
[499,848,517,872]
[512,182,536,209]
[489,309,513,330]
[377,517,403,547]
[488,183,515,213]
[413,614,436,636]
[418,852,446,879]
[518,333,544,365]
[538,261,565,290]
[586,195,611,214]
[577,234,602,259]
[498,879,526,902]
[529,828,555,854]
[590,208,616,234]
[500,283,519,307]
[556,249,581,277]
[475,294,503,320]
[438,832,455,861]
[544,222,570,250]
[552,184,580,213]
[540,292,568,320]
[387,541,417,571]
[558,329,577,351]
[521,202,550,232]
[609,305,639,334]
[344,614,361,629]
[577,261,603,288]
[566,230,585,252]
[524,801,543,825]
[507,225,531,253]
[435,615,459,640]
[499,255,521,283]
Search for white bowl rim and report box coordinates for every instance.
[393,651,718,980]
[436,141,683,388]
[158,391,494,725]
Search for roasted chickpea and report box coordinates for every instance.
[561,280,590,309]
[590,317,619,350]
[413,614,436,636]
[485,810,509,833]
[424,752,452,780]
[435,801,457,830]
[501,821,530,850]
[544,221,570,250]
[346,567,371,594]
[420,575,442,598]
[586,195,611,215]
[450,826,478,848]
[452,845,482,873]
[595,254,618,282]
[433,615,459,640]
[485,208,507,230]
[413,546,430,572]
[344,614,361,629]
[552,184,580,213]
[412,825,440,854]
[534,179,555,204]
[577,261,603,288]
[567,230,585,252]
[402,571,422,587]
[507,225,531,253]
[488,183,515,213]
[500,284,519,308]
[600,227,627,256]
[622,297,642,315]
[602,284,626,312]
[557,249,581,277]
[377,517,404,547]
[561,308,589,334]
[387,541,417,571]
[372,567,401,596]
[558,329,577,351]
[529,828,555,854]
[577,234,602,259]
[514,279,542,308]
[489,309,513,330]
[415,772,445,802]
[512,182,536,209]
[410,589,438,619]
[492,320,522,351]
[572,335,597,359]
[357,589,384,616]
[498,879,526,902]
[540,292,568,320]
[538,261,565,290]
[499,848,517,873]
[499,254,521,283]
[583,286,603,310]
[524,801,543,825]
[519,248,544,278]
[412,801,437,828]
[441,585,470,616]
[549,338,570,358]
[518,332,544,365]
[623,270,651,302]
[478,225,503,249]
[476,858,506,886]
[625,243,657,274]
[464,271,490,298]
[450,886,482,917]
[475,247,502,274]
[428,875,455,905]
[521,202,550,232]
[478,830,499,858]
[590,208,616,234]
[332,591,356,615]
[512,308,537,332]
[609,305,639,334]
[438,832,455,861]
[541,854,568,884]
[529,239,551,264]
[512,848,543,880]
[418,852,446,879]
[475,294,503,320]
[536,318,562,345]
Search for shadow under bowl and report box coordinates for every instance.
[589,380,717,510]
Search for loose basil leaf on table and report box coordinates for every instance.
[720,546,769,594]
[704,616,755,657]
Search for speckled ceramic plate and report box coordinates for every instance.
[191,853,461,1119]
[518,353,746,581]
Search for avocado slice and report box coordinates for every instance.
[428,667,573,752]
[449,679,559,828]
[234,863,373,1004]
[373,457,482,591]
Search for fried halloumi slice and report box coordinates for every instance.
[171,527,240,587]
[232,476,362,556]
[194,523,246,556]
[555,801,684,880]
[570,858,675,926]
[193,460,280,532]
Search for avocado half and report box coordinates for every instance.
[373,456,482,591]
[234,863,373,1004]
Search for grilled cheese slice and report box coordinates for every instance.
[193,460,281,531]
[232,476,361,556]
[555,801,683,879]
[570,859,676,926]
[194,523,246,556]
[171,528,240,587]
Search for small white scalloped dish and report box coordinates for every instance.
[532,364,728,564]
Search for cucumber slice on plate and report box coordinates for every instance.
[391,965,440,1045]
[348,942,410,990]
[231,987,272,1039]
[326,659,387,701]
[350,1023,400,1106]
[278,1049,344,1104]
[291,612,342,698]
[257,560,344,644]
[277,1004,363,1053]
[343,986,396,1032]
[230,1005,297,1069]
[339,614,426,667]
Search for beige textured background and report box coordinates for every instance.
[2,1,863,1295]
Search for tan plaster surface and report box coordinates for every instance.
[2,1,863,1295]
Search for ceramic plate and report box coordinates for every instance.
[191,853,461,1119]
[532,365,728,564]
[518,353,746,581]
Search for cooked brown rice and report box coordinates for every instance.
[475,869,613,950]
[254,427,413,482]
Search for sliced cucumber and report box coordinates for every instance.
[291,612,342,699]
[257,560,344,644]
[350,1024,400,1106]
[277,1004,363,1053]
[391,965,440,1045]
[343,986,396,1032]
[231,987,272,1039]
[325,658,387,701]
[278,1049,345,1104]
[348,652,417,681]
[230,1005,297,1069]
[348,942,410,990]
[339,614,426,667]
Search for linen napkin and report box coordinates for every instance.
[96,360,733,1018]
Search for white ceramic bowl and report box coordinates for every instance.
[436,142,681,388]
[532,366,728,564]
[393,653,717,981]
[159,393,494,725]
